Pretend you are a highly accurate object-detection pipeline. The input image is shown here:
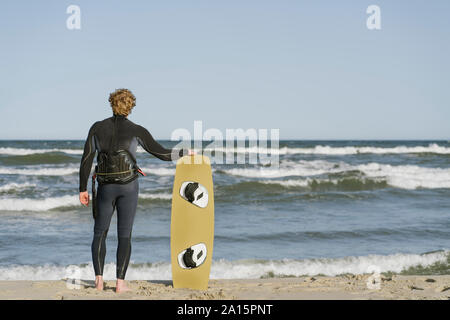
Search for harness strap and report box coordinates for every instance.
[95,169,134,175]
[93,116,147,183]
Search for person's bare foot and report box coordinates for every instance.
[95,275,104,291]
[116,279,131,293]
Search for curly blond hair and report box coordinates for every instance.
[109,89,136,116]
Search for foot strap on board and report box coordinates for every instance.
[183,248,197,268]
[184,182,199,203]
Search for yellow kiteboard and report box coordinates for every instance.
[171,155,214,290]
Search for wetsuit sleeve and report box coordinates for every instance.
[79,123,97,192]
[136,126,186,161]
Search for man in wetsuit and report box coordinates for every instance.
[79,88,191,293]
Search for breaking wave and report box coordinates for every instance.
[0,166,79,176]
[206,143,450,155]
[0,192,173,211]
[0,147,83,156]
[1,143,449,157]
[222,160,450,189]
[0,251,447,280]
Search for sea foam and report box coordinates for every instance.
[0,193,172,211]
[0,251,446,280]
[1,143,449,156]
[0,195,80,211]
[224,160,450,189]
[206,143,450,155]
[0,166,79,176]
[0,147,83,156]
[0,182,36,192]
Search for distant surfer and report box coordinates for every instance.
[78,88,192,293]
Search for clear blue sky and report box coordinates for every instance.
[1,0,449,140]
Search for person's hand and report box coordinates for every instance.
[188,149,196,155]
[79,191,89,206]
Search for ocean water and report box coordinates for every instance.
[0,140,449,280]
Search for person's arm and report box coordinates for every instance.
[79,123,97,193]
[136,125,187,161]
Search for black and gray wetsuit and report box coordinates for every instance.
[79,114,185,279]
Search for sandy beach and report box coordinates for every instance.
[0,275,449,300]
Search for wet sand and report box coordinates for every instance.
[0,275,449,300]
